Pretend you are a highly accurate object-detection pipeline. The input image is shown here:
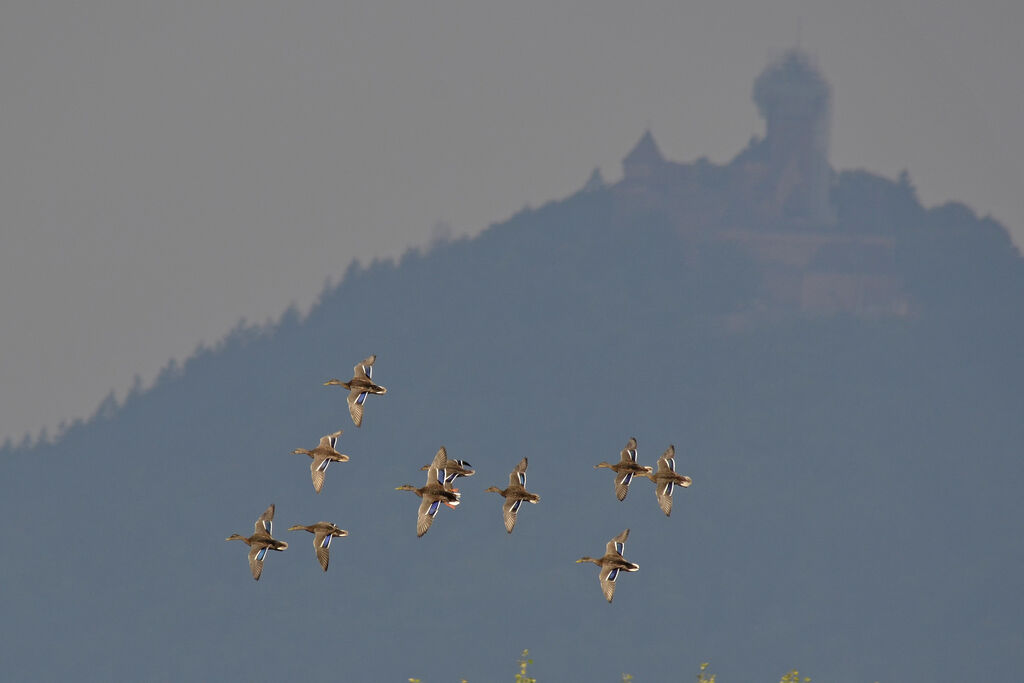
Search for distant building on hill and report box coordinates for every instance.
[612,48,908,318]
[753,49,834,226]
[621,130,665,181]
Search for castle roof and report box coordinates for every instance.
[753,49,830,118]
[623,130,665,166]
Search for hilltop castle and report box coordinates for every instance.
[605,49,908,318]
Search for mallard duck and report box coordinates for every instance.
[323,355,388,427]
[575,528,639,602]
[484,456,540,533]
[642,445,692,516]
[291,430,349,494]
[420,456,474,486]
[594,437,653,501]
[395,447,460,537]
[416,446,466,508]
[288,522,348,571]
[225,504,289,581]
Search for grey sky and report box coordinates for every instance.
[2,0,1021,442]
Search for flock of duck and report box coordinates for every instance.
[226,355,692,602]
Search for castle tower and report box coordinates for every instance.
[753,50,834,225]
[622,129,665,181]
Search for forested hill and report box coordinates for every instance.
[2,166,1023,682]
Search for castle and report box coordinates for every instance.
[605,49,908,318]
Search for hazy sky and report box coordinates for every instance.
[2,0,1021,442]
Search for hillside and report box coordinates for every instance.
[3,159,1024,681]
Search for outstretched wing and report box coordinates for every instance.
[317,430,342,452]
[508,456,528,488]
[310,457,330,494]
[352,355,376,381]
[620,437,639,463]
[599,565,620,603]
[614,470,635,501]
[502,498,524,534]
[347,389,367,428]
[416,497,441,537]
[606,528,630,557]
[654,475,690,516]
[425,447,448,487]
[254,504,275,535]
[655,481,674,516]
[313,531,332,571]
[431,447,448,471]
[248,545,268,581]
[657,445,676,473]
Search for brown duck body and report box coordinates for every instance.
[292,431,349,493]
[226,504,288,580]
[642,445,692,516]
[576,528,639,602]
[420,457,475,485]
[324,355,387,427]
[396,447,460,537]
[594,437,653,501]
[288,522,348,571]
[484,457,540,533]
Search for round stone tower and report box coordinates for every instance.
[753,50,834,225]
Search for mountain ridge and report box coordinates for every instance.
[3,155,1023,681]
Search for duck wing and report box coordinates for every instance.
[313,530,333,571]
[346,389,367,427]
[425,447,448,487]
[254,504,275,535]
[620,438,639,463]
[655,480,674,516]
[657,445,676,473]
[606,528,630,557]
[425,467,442,488]
[431,447,448,470]
[248,544,269,581]
[599,564,620,603]
[614,469,636,501]
[310,456,330,494]
[318,430,342,452]
[352,355,375,381]
[416,497,442,537]
[508,456,528,488]
[502,497,524,534]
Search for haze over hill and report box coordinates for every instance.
[3,51,1023,682]
[4,1,1024,447]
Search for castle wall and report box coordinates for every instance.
[712,229,908,316]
